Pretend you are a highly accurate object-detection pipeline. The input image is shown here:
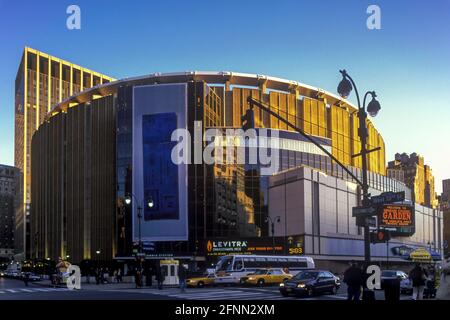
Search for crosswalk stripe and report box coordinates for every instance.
[20,289,34,292]
[6,289,18,293]
[0,291,5,294]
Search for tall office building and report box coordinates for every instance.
[14,47,114,258]
[443,179,450,201]
[387,152,437,208]
[0,165,22,259]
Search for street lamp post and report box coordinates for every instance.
[124,193,154,270]
[265,216,280,254]
[337,69,381,265]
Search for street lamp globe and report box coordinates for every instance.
[337,76,353,99]
[367,95,381,117]
[147,199,154,208]
[124,196,132,205]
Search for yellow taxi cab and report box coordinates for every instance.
[241,268,292,286]
[186,273,216,288]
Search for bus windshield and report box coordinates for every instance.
[216,256,234,272]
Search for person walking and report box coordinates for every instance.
[95,267,101,285]
[157,266,166,290]
[409,263,428,300]
[23,272,30,287]
[116,268,122,283]
[145,266,153,287]
[135,269,142,289]
[343,261,364,301]
[178,263,187,293]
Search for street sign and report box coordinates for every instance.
[356,216,376,227]
[371,191,405,206]
[352,206,377,217]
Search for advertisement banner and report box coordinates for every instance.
[132,84,188,241]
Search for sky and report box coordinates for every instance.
[0,0,448,193]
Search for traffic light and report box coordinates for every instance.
[241,108,255,131]
[370,229,391,243]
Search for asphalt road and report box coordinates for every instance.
[0,277,412,300]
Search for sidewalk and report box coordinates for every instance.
[31,280,179,291]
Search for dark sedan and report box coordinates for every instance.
[279,270,340,297]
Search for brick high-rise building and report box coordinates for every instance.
[14,47,114,258]
[0,165,22,259]
[387,152,437,208]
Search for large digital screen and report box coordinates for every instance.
[132,84,188,241]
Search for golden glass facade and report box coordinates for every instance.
[226,87,386,176]
[14,47,114,256]
[31,72,388,262]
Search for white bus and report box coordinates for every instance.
[214,254,315,285]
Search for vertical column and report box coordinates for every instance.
[59,60,62,102]
[80,70,84,92]
[47,58,51,112]
[70,64,73,96]
[36,52,40,128]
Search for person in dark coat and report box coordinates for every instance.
[409,264,428,300]
[343,261,364,301]
[145,266,153,287]
[178,263,187,293]
[157,266,166,290]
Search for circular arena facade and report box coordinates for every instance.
[31,71,404,265]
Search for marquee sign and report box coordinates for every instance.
[378,204,415,228]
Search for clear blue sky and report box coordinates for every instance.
[0,0,449,193]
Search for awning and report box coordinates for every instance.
[405,248,441,262]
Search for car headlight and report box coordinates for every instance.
[297,283,306,288]
[248,277,255,280]
[279,283,285,287]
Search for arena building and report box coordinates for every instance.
[30,71,442,268]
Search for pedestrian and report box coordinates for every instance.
[103,268,110,284]
[157,266,166,290]
[117,268,123,283]
[178,263,187,293]
[95,267,101,285]
[23,272,30,287]
[409,263,428,300]
[343,261,363,301]
[145,266,153,287]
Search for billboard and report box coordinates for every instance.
[204,236,305,257]
[378,204,415,228]
[132,84,188,241]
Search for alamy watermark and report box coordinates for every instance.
[367,5,381,30]
[170,121,280,175]
[66,5,81,30]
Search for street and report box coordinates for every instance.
[0,277,413,300]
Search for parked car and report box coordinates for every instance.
[186,273,216,288]
[241,268,292,286]
[279,270,340,297]
[380,270,412,294]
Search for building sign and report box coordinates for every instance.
[205,236,305,256]
[378,204,414,228]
